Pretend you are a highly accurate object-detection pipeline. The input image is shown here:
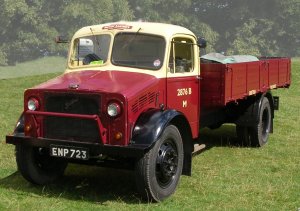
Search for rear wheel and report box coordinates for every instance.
[16,145,68,185]
[236,125,251,146]
[236,97,272,147]
[135,125,184,202]
[251,97,272,146]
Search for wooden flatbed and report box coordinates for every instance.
[200,57,291,109]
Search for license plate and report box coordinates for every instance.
[50,145,89,160]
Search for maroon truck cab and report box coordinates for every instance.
[6,22,291,202]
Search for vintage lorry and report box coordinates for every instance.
[6,22,291,202]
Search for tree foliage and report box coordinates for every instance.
[129,0,219,52]
[0,0,133,65]
[191,0,300,56]
[0,0,299,65]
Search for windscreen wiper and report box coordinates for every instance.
[90,27,101,51]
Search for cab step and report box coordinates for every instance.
[193,143,206,154]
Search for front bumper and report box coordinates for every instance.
[6,135,147,158]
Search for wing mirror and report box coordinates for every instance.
[55,35,69,43]
[197,37,207,48]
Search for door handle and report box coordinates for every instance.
[196,75,202,80]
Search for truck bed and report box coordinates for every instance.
[200,57,291,109]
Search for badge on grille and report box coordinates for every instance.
[69,83,79,89]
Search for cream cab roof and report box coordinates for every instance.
[72,21,196,39]
[66,21,199,78]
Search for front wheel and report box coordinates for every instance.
[16,145,68,185]
[135,125,184,202]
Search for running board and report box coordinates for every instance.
[193,143,206,154]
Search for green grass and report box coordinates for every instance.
[0,57,65,79]
[0,60,299,210]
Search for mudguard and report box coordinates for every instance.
[131,109,182,146]
[132,109,193,176]
[12,113,24,136]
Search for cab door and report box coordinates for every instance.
[166,35,200,138]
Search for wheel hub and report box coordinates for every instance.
[156,141,178,187]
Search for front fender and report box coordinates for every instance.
[131,109,182,146]
[13,113,24,136]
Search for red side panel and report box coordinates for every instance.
[166,76,200,138]
[245,62,261,94]
[226,63,247,100]
[225,61,263,102]
[200,58,291,110]
[267,58,291,87]
[200,63,224,109]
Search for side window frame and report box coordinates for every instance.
[168,36,196,74]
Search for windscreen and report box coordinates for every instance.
[70,34,111,67]
[112,33,165,70]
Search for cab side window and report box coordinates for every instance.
[169,38,194,73]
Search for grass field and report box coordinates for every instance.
[0,60,299,210]
[0,57,65,79]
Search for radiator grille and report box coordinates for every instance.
[44,93,101,143]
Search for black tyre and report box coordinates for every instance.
[236,97,272,147]
[16,145,68,185]
[135,125,184,202]
[236,125,251,146]
[251,97,272,147]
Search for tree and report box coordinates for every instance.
[275,0,300,56]
[129,0,219,52]
[192,0,300,57]
[1,0,299,66]
[0,0,133,65]
[227,18,279,56]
